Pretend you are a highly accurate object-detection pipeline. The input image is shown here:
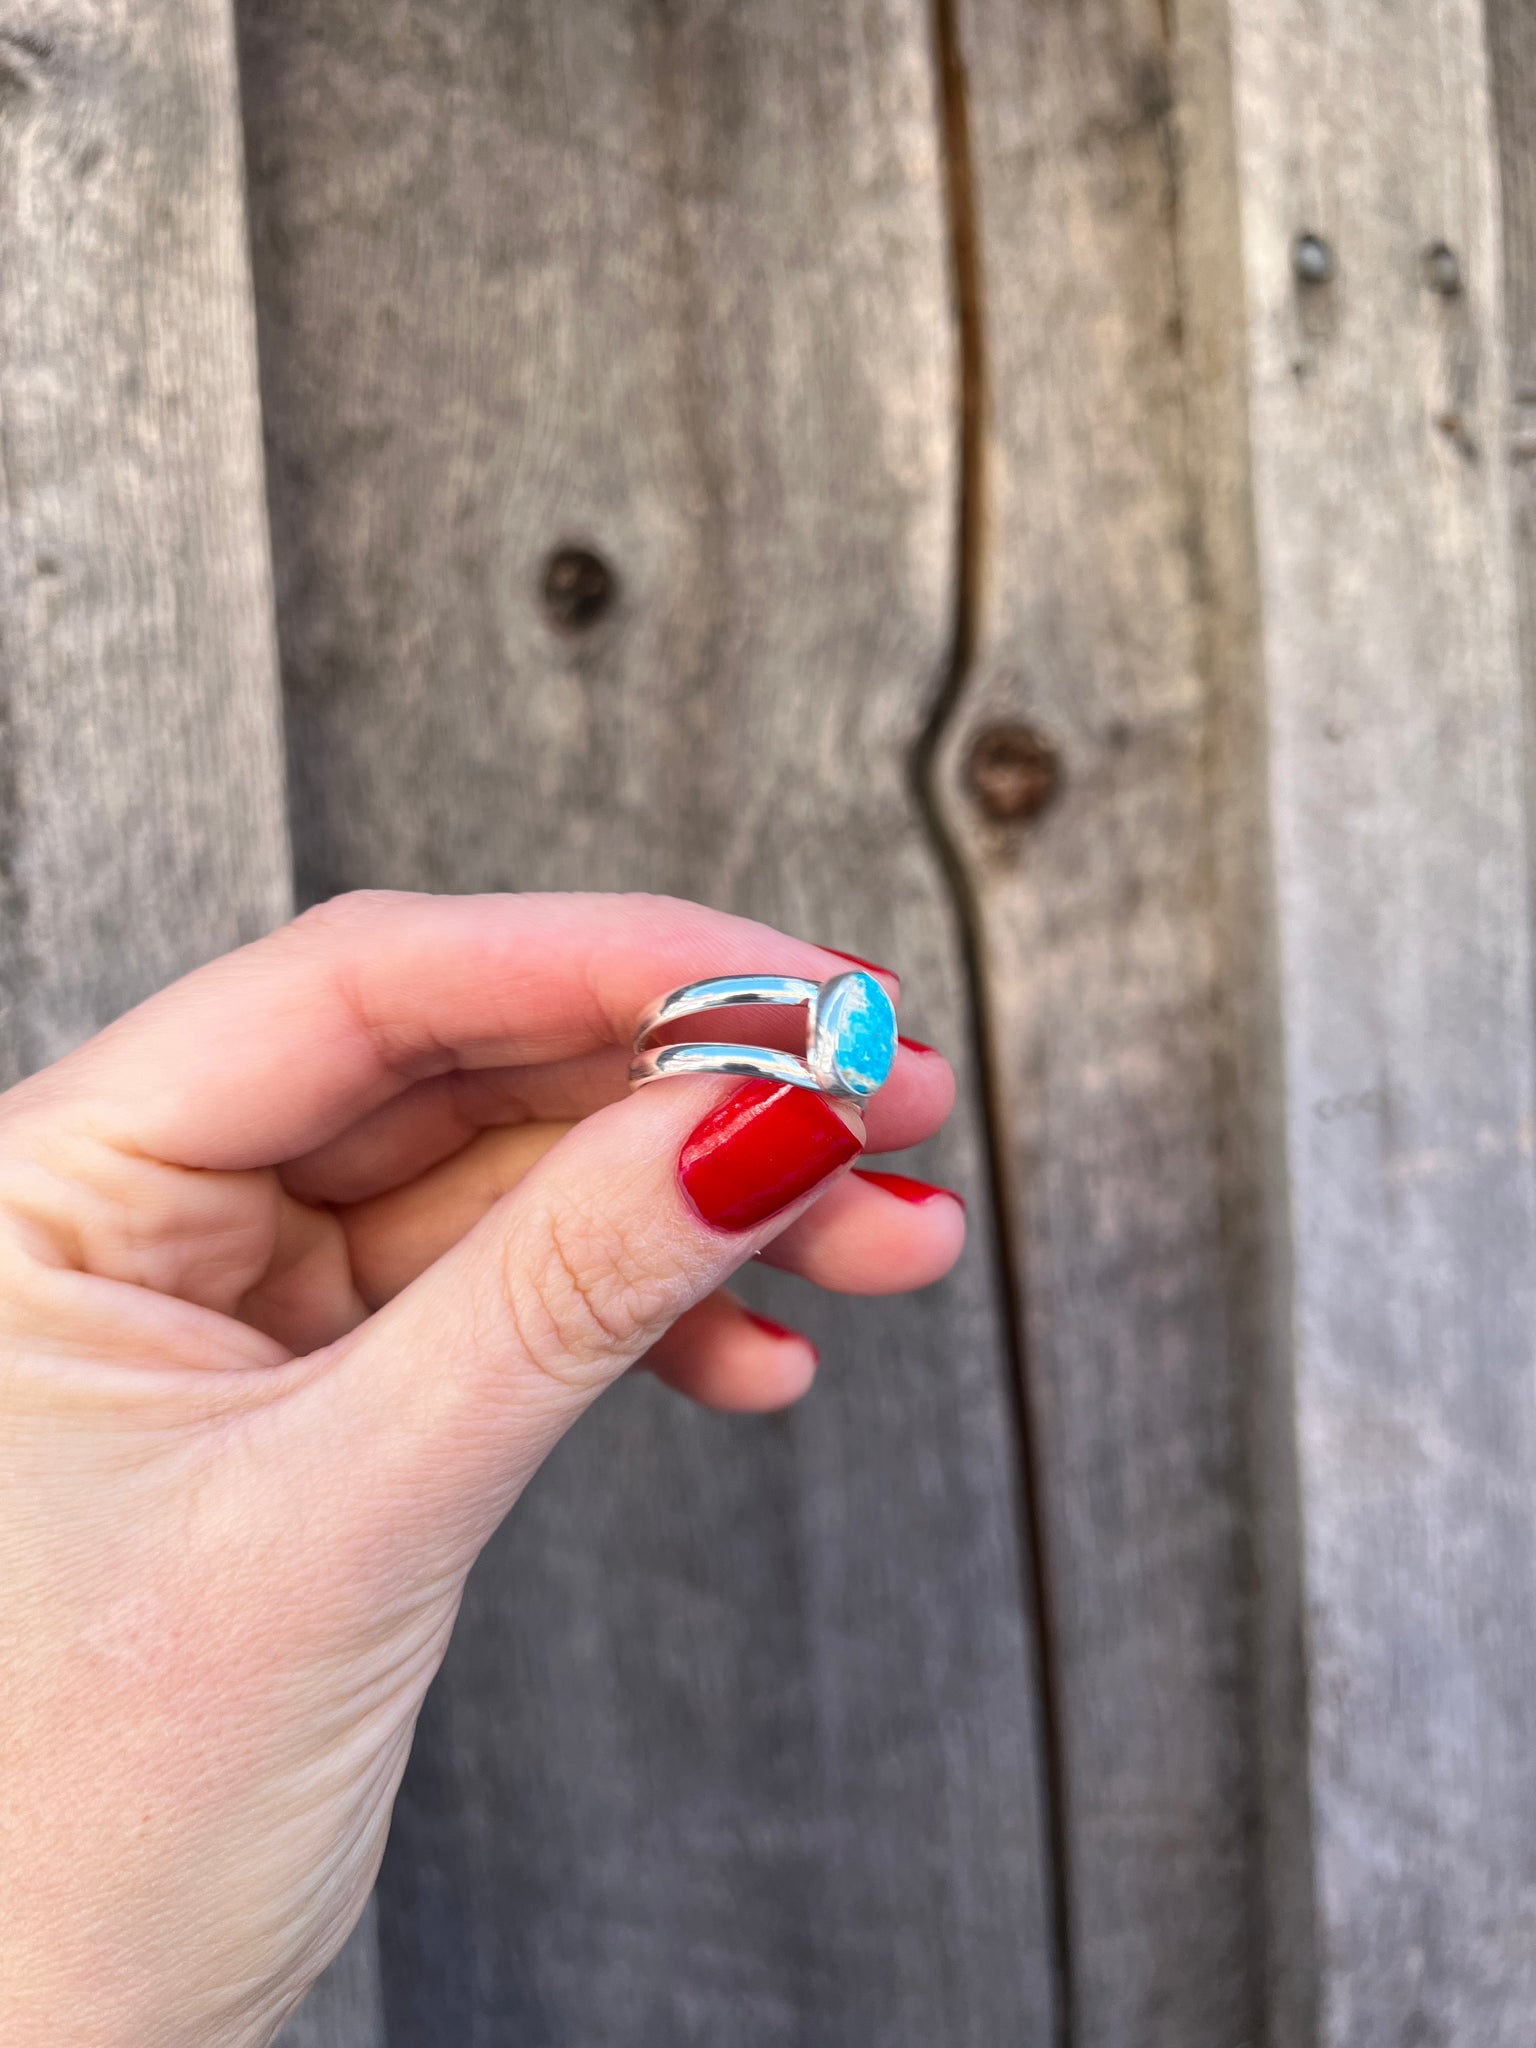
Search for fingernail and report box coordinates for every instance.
[680,1080,862,1232]
[823,946,900,988]
[854,1168,965,1211]
[899,1034,938,1056]
[743,1308,813,1352]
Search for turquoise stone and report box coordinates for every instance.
[818,970,897,1098]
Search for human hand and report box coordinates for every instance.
[0,893,962,2046]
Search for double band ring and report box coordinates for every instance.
[629,969,897,1101]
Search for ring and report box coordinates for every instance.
[629,969,897,1101]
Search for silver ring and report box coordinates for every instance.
[629,970,897,1100]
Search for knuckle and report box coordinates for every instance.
[500,1195,679,1394]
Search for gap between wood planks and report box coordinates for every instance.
[917,4,1075,2043]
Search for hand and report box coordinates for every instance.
[0,892,962,2047]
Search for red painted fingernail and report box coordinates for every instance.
[854,1168,965,1211]
[743,1308,810,1348]
[680,1080,862,1233]
[899,1034,938,1056]
[823,946,900,987]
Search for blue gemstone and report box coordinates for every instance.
[822,970,897,1098]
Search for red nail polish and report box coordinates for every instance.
[854,1168,965,1210]
[680,1080,862,1233]
[743,1308,804,1345]
[899,1034,937,1056]
[823,946,900,986]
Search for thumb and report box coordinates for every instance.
[318,1076,862,1552]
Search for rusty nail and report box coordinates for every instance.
[1291,232,1334,286]
[966,724,1061,823]
[541,546,616,631]
[1423,241,1463,296]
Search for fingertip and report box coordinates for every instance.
[852,1168,965,1214]
[645,1293,820,1411]
[677,1080,864,1235]
[738,1311,821,1409]
[861,1035,956,1153]
[898,1036,956,1101]
[857,1169,968,1279]
[760,1162,968,1294]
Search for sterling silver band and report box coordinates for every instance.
[628,1041,823,1090]
[628,970,897,1101]
[632,975,821,1048]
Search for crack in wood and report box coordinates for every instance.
[918,5,1074,2044]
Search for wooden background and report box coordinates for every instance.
[2,0,1534,2041]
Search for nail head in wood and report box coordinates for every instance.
[1291,232,1335,286]
[966,724,1061,823]
[1423,241,1463,296]
[541,546,616,631]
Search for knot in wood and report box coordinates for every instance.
[966,724,1061,823]
[542,546,616,631]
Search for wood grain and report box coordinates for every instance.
[933,3,1258,2042]
[0,0,289,1086]
[1179,0,1536,2040]
[1488,0,1536,851]
[1488,0,1536,405]
[238,4,1057,2041]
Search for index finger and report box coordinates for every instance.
[20,891,907,1171]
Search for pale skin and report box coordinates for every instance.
[0,892,964,2047]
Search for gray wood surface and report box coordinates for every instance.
[5,1,1529,2039]
[1180,0,1536,2041]
[934,2,1258,2041]
[1491,0,1536,407]
[0,0,289,1085]
[239,4,1056,2042]
[1489,0,1536,783]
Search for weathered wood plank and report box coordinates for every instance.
[0,0,289,1086]
[238,4,1057,2042]
[1178,0,1536,2040]
[1488,0,1536,820]
[934,3,1258,2041]
[1488,0,1536,405]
